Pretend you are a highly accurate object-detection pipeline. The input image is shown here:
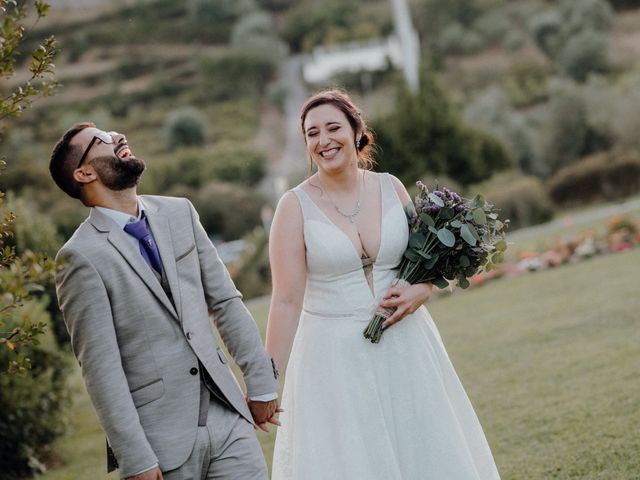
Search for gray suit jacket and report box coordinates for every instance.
[55,195,278,478]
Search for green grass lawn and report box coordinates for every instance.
[39,249,640,479]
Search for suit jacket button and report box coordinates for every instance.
[190,367,198,376]
[186,331,193,340]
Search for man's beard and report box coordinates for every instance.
[92,154,146,191]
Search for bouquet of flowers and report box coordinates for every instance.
[363,181,509,343]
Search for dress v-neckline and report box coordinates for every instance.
[298,173,385,265]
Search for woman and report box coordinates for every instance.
[266,89,500,479]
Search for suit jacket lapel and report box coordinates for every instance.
[144,209,182,321]
[88,208,179,320]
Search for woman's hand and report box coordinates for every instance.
[379,282,433,329]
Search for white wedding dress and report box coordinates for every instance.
[272,173,500,480]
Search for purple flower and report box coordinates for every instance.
[416,181,429,193]
[434,190,444,198]
[455,204,466,212]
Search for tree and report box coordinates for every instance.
[1,0,59,376]
[373,69,511,186]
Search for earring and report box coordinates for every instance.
[356,137,362,149]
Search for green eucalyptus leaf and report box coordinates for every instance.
[458,277,470,289]
[470,223,481,241]
[428,193,444,207]
[460,224,477,246]
[419,213,435,227]
[409,233,427,249]
[437,228,455,247]
[404,249,422,263]
[459,255,470,267]
[450,220,463,228]
[472,208,487,225]
[495,240,507,252]
[428,225,439,235]
[440,207,455,220]
[472,194,486,208]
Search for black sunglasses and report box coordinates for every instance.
[76,131,117,169]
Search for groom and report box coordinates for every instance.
[49,123,279,480]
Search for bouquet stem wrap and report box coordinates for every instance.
[363,278,411,344]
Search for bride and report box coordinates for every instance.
[265,89,500,480]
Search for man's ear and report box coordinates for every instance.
[72,165,98,185]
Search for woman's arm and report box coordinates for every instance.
[265,191,307,374]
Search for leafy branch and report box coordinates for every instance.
[0,0,59,122]
[1,0,59,375]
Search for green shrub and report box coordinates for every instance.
[0,160,50,194]
[230,227,271,300]
[608,0,640,9]
[0,301,70,479]
[205,142,266,186]
[64,32,89,63]
[150,143,266,192]
[528,0,613,81]
[558,29,609,82]
[464,87,543,175]
[502,29,526,52]
[193,181,266,240]
[185,0,237,41]
[529,10,563,58]
[439,23,486,55]
[197,50,276,102]
[542,85,589,172]
[473,9,511,45]
[483,175,554,230]
[612,89,640,151]
[164,107,208,150]
[115,55,160,80]
[231,12,286,65]
[546,151,640,206]
[256,0,297,10]
[504,61,549,108]
[4,193,62,256]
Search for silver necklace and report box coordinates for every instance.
[318,171,362,223]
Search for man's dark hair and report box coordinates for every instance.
[49,122,95,199]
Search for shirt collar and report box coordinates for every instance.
[95,197,147,230]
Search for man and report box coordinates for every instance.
[49,123,280,480]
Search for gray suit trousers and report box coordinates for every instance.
[163,399,267,480]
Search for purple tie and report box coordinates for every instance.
[124,211,162,274]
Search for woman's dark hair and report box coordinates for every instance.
[300,89,376,170]
[49,121,95,199]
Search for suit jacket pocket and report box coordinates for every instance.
[175,244,196,262]
[130,379,164,408]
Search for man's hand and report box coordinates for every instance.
[247,398,283,432]
[126,466,163,480]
